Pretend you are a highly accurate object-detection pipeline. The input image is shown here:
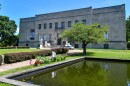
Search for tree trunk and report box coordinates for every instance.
[82,42,87,55]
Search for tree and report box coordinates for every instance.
[126,16,130,42]
[0,15,17,46]
[61,23,109,55]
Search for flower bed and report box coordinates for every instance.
[34,54,67,66]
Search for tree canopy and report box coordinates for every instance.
[0,15,17,46]
[126,16,130,42]
[62,23,109,55]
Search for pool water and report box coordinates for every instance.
[19,60,130,86]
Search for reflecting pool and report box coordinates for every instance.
[19,60,130,86]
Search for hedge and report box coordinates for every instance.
[0,46,30,49]
[4,50,51,64]
[2,48,68,64]
[51,47,69,54]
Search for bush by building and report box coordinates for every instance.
[2,48,68,64]
[51,47,69,54]
[4,50,51,63]
[0,46,30,49]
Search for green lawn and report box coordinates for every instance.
[78,48,130,59]
[0,83,13,86]
[0,49,41,55]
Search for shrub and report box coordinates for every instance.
[0,46,30,49]
[4,50,51,64]
[51,47,69,54]
[0,55,2,66]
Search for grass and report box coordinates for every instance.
[0,83,13,86]
[0,49,41,55]
[86,49,130,59]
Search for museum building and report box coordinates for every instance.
[19,4,126,49]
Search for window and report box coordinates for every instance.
[61,22,65,29]
[30,29,35,40]
[55,22,58,29]
[43,34,46,41]
[38,24,41,29]
[104,32,109,40]
[57,33,59,38]
[49,23,52,29]
[49,34,52,41]
[38,35,41,41]
[75,20,79,23]
[26,35,29,41]
[44,23,47,29]
[68,21,72,27]
[82,19,86,24]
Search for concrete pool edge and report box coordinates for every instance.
[1,56,130,86]
[0,57,85,86]
[85,56,130,62]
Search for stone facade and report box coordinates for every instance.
[19,4,126,49]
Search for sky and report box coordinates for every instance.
[0,0,130,34]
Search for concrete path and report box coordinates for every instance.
[0,59,36,72]
[0,50,82,72]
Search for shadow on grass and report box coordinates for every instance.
[67,51,94,57]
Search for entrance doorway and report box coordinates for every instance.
[104,44,109,49]
[57,38,61,45]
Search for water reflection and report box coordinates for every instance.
[51,71,56,78]
[22,60,130,86]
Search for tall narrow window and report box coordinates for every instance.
[61,22,65,29]
[49,34,52,41]
[38,35,41,41]
[44,23,47,29]
[43,34,46,41]
[57,33,59,38]
[49,23,52,29]
[82,19,86,24]
[30,29,35,40]
[68,21,72,27]
[26,35,29,41]
[104,32,109,40]
[55,22,58,29]
[75,20,79,23]
[38,24,41,29]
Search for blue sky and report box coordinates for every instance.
[0,0,130,34]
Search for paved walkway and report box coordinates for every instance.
[0,59,36,72]
[0,50,82,72]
